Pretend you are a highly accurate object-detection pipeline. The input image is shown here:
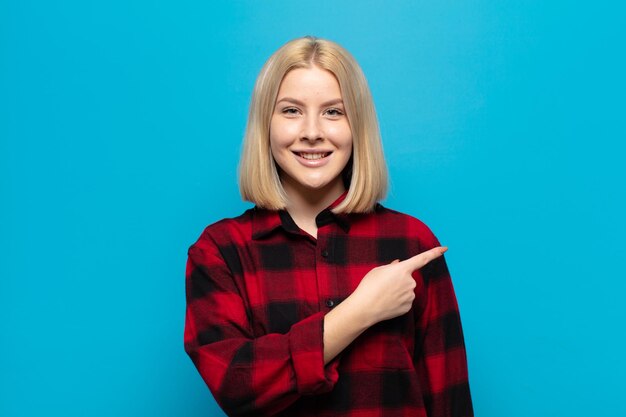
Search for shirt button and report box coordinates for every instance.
[321,249,329,258]
[325,299,335,308]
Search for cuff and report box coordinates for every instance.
[289,312,340,395]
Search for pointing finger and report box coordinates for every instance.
[399,246,447,272]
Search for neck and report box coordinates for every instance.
[281,177,345,232]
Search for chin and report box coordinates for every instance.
[298,179,331,190]
[279,166,345,194]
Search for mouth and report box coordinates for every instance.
[292,151,332,160]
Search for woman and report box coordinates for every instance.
[184,36,473,417]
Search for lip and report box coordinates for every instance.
[291,150,333,167]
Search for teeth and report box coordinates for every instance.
[299,152,329,160]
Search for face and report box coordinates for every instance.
[269,65,353,198]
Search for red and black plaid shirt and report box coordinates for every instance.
[184,193,473,416]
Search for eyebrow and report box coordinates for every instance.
[275,97,344,107]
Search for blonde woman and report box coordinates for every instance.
[184,36,473,417]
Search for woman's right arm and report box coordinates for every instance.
[185,232,446,415]
[184,241,340,417]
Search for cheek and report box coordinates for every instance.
[269,140,287,168]
[269,123,289,153]
[339,135,353,154]
[269,137,291,170]
[270,117,299,140]
[344,143,353,165]
[327,123,352,147]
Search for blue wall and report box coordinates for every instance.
[1,1,624,416]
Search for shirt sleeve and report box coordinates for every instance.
[413,234,474,417]
[184,235,340,417]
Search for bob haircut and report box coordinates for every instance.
[238,35,388,213]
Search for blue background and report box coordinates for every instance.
[1,1,625,416]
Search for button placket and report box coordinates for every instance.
[317,230,337,311]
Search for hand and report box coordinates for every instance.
[351,246,448,326]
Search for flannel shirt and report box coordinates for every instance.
[184,193,473,416]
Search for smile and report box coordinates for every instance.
[295,152,331,160]
[292,151,333,167]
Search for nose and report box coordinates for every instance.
[300,115,323,142]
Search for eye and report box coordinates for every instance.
[281,107,300,116]
[325,108,344,117]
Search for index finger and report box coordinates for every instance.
[399,246,448,272]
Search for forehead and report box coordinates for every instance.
[277,66,342,98]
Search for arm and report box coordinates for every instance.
[184,239,340,417]
[414,240,474,417]
[323,247,449,364]
[322,293,372,364]
[185,231,449,415]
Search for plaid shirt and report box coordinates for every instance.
[184,193,473,416]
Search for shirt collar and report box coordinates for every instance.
[251,191,351,240]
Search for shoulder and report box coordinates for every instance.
[188,208,255,257]
[365,203,441,249]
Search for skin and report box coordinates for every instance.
[269,65,352,238]
[322,247,447,364]
[269,64,447,365]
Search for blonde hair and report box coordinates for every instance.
[238,35,388,213]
